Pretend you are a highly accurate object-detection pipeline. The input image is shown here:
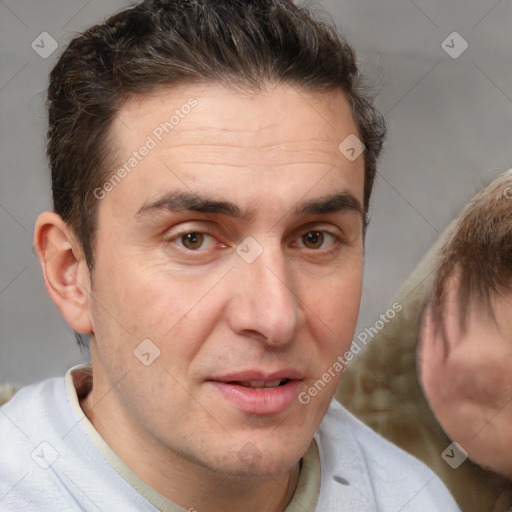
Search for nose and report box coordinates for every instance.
[227,240,306,347]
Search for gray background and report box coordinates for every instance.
[1,0,511,388]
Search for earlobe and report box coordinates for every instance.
[34,211,93,334]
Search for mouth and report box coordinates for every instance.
[206,371,304,415]
[229,379,291,389]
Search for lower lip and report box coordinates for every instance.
[207,380,302,415]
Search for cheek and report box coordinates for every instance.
[305,263,363,356]
[445,339,511,405]
[465,358,512,407]
[94,251,207,332]
[419,333,512,440]
[324,264,363,324]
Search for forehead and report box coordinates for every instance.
[114,82,357,149]
[101,83,364,221]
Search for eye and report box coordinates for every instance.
[171,231,219,251]
[294,230,339,251]
[166,227,343,255]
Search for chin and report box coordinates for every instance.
[225,452,300,479]
[196,438,306,479]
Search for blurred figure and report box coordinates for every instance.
[336,169,512,512]
[419,170,512,480]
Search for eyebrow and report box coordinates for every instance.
[135,189,364,221]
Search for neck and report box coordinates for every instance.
[80,385,301,512]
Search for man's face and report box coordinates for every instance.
[84,83,365,477]
[419,283,512,478]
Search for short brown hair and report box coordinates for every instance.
[47,0,386,274]
[429,169,512,340]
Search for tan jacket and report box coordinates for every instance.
[336,225,512,512]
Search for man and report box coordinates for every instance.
[0,1,460,510]
[337,169,512,511]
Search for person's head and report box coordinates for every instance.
[34,0,385,490]
[45,0,385,280]
[418,169,512,479]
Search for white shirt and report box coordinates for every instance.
[0,364,461,511]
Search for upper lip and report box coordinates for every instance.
[208,369,305,383]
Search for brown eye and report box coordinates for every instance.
[302,231,324,249]
[180,232,205,250]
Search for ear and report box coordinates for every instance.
[417,300,452,400]
[34,211,93,334]
[417,304,434,383]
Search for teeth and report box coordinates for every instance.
[236,380,284,388]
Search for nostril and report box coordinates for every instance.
[333,475,349,486]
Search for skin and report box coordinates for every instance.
[34,83,365,512]
[418,282,512,479]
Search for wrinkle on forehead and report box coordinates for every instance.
[112,83,356,153]
[100,83,364,222]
